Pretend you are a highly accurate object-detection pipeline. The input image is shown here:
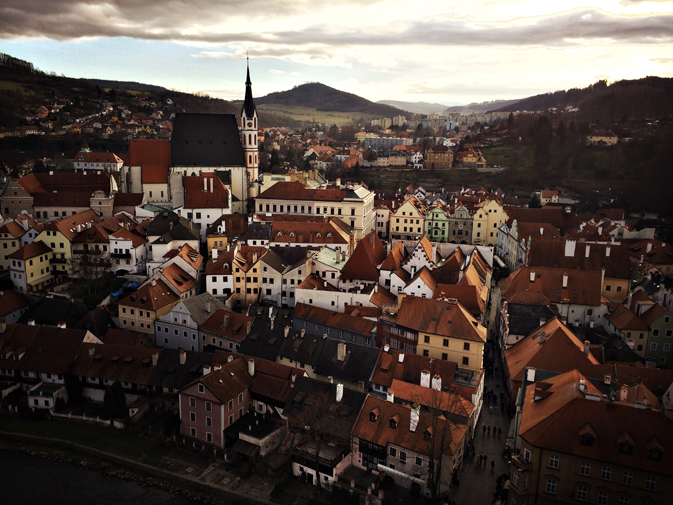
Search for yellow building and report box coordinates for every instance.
[34,210,102,277]
[389,196,427,242]
[0,220,25,272]
[472,199,507,246]
[586,130,618,146]
[379,295,486,372]
[9,241,53,293]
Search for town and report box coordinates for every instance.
[0,56,672,505]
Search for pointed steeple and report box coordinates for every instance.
[242,56,256,119]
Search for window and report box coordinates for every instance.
[523,448,531,464]
[443,338,449,347]
[424,335,430,343]
[645,476,656,491]
[597,491,608,505]
[415,457,422,466]
[463,342,470,351]
[619,442,633,455]
[198,384,204,394]
[190,427,196,437]
[650,342,658,351]
[580,461,591,476]
[189,397,196,408]
[648,449,662,461]
[545,478,556,495]
[190,412,196,422]
[206,432,212,443]
[228,399,234,411]
[580,434,594,447]
[441,353,448,360]
[423,350,429,357]
[389,447,397,457]
[512,472,519,487]
[617,497,630,505]
[462,357,469,366]
[548,455,559,469]
[206,416,212,427]
[601,466,612,481]
[238,392,244,404]
[622,471,633,486]
[576,485,587,502]
[399,451,406,462]
[205,401,212,412]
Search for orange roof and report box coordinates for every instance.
[0,221,26,238]
[433,283,485,317]
[200,309,253,342]
[340,231,386,282]
[605,305,649,331]
[118,279,180,311]
[0,290,29,318]
[500,267,602,307]
[161,264,197,294]
[124,139,171,184]
[258,181,347,202]
[8,240,52,260]
[40,210,103,241]
[383,296,486,343]
[505,318,601,384]
[371,348,458,391]
[406,266,437,291]
[390,379,475,417]
[110,228,147,248]
[182,175,229,209]
[352,396,466,458]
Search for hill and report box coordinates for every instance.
[256,82,409,116]
[377,100,448,115]
[0,53,298,128]
[444,99,521,114]
[494,77,673,121]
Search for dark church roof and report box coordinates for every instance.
[242,63,256,119]
[171,113,245,167]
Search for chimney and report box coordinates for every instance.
[252,252,258,263]
[398,353,405,363]
[420,370,430,388]
[579,378,586,394]
[337,342,347,361]
[646,242,652,253]
[284,326,290,338]
[539,317,546,326]
[300,329,305,338]
[606,246,611,257]
[203,178,208,191]
[598,226,603,235]
[564,240,576,257]
[203,365,211,376]
[539,227,544,236]
[212,248,218,260]
[529,270,535,283]
[209,177,213,193]
[640,254,644,266]
[584,340,590,355]
[539,333,547,344]
[179,350,186,365]
[562,273,568,288]
[585,245,590,258]
[589,319,595,328]
[152,352,159,366]
[77,224,81,232]
[151,279,157,287]
[526,367,536,383]
[206,299,211,313]
[410,403,420,432]
[431,374,442,391]
[387,390,395,403]
[247,321,252,335]
[368,233,375,248]
[620,384,629,402]
[28,319,35,326]
[57,321,66,329]
[336,178,341,186]
[248,358,255,377]
[269,306,273,319]
[603,374,612,385]
[336,383,344,402]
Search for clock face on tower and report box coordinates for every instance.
[247,121,253,127]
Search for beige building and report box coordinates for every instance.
[118,278,181,335]
[390,196,427,242]
[472,199,507,246]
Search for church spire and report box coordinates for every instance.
[242,56,256,119]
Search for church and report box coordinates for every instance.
[169,61,260,213]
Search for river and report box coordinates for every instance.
[0,449,199,505]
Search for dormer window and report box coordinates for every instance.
[580,434,594,447]
[369,407,380,422]
[389,414,399,429]
[619,443,633,455]
[198,383,205,394]
[648,449,662,461]
[618,431,635,455]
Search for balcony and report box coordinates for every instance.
[111,252,132,259]
[511,454,533,472]
[73,249,102,255]
[50,257,67,264]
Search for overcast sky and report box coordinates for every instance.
[1,0,672,106]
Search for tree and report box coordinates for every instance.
[557,120,566,147]
[111,380,127,418]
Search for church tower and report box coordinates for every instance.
[240,58,259,192]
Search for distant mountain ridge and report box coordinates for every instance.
[377,100,448,115]
[83,79,171,94]
[255,82,410,117]
[494,77,673,121]
[444,99,521,114]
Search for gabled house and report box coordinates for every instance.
[9,241,53,293]
[117,279,181,334]
[179,175,232,241]
[154,292,224,351]
[199,309,253,353]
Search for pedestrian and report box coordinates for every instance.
[484,455,488,465]
[498,427,502,437]
[487,425,491,435]
[483,424,486,436]
[491,460,495,471]
[493,425,497,434]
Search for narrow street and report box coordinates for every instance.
[447,284,510,505]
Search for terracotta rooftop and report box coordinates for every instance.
[8,240,52,260]
[118,279,180,311]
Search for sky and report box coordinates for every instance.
[1,0,673,106]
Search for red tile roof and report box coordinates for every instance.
[371,348,457,391]
[293,303,377,337]
[258,181,347,202]
[390,379,475,417]
[161,263,197,294]
[340,231,386,282]
[352,396,466,458]
[8,240,52,260]
[124,139,171,184]
[182,175,229,209]
[118,279,180,311]
[200,309,253,342]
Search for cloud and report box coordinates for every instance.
[649,57,673,63]
[2,3,672,51]
[269,69,285,75]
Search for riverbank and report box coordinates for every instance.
[0,424,275,505]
